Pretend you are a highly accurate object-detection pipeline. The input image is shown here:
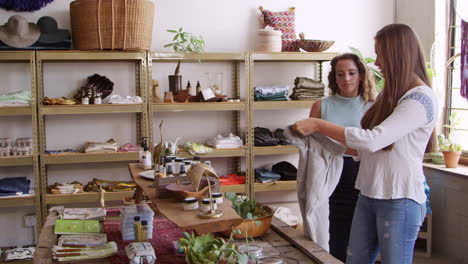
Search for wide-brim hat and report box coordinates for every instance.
[0,15,40,48]
[37,16,71,44]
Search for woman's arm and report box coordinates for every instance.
[309,99,321,118]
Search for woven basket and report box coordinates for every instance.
[297,39,335,52]
[70,0,154,50]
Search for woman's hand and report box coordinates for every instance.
[293,118,322,136]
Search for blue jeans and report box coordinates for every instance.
[346,194,426,264]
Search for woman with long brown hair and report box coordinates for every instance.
[309,53,376,262]
[293,24,438,263]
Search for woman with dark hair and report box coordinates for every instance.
[293,24,438,264]
[309,53,376,262]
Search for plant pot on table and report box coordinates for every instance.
[442,151,462,168]
[221,205,273,239]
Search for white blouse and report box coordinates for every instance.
[344,86,438,204]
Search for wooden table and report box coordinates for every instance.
[128,163,243,234]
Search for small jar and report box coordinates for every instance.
[184,160,192,171]
[204,160,212,167]
[212,192,223,204]
[183,197,199,210]
[201,198,217,212]
[238,245,263,260]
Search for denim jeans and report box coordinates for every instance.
[346,194,426,264]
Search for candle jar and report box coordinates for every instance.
[212,192,223,204]
[183,197,199,210]
[201,198,217,212]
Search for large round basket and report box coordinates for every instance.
[70,0,154,50]
[297,39,335,52]
[222,205,273,239]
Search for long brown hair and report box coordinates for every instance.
[361,24,437,152]
[328,53,377,102]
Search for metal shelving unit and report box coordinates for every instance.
[149,52,250,195]
[35,51,148,219]
[248,52,337,196]
[0,51,43,230]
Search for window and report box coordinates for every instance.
[446,1,468,151]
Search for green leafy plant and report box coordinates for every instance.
[439,112,463,152]
[225,193,268,223]
[178,231,249,264]
[164,28,205,75]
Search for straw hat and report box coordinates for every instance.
[37,16,71,44]
[0,15,40,48]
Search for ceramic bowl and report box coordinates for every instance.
[296,39,335,52]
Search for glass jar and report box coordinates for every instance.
[258,256,283,264]
[211,192,223,204]
[238,245,263,260]
[201,198,217,212]
[183,197,198,210]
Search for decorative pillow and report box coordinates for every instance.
[259,6,298,51]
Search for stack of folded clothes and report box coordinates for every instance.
[206,133,243,149]
[289,77,325,100]
[254,85,289,101]
[255,168,281,183]
[0,177,30,196]
[272,161,297,181]
[254,127,291,146]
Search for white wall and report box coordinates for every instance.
[0,0,394,247]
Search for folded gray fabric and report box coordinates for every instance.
[294,77,325,89]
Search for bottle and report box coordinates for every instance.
[196,81,201,94]
[179,163,187,177]
[186,81,194,96]
[133,216,142,241]
[94,91,102,104]
[81,90,89,105]
[166,164,174,177]
[193,156,201,165]
[141,220,148,242]
[138,137,146,166]
[141,145,152,170]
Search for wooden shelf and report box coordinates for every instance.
[177,147,246,158]
[42,152,138,164]
[40,104,144,115]
[0,155,34,166]
[37,50,145,61]
[220,184,246,193]
[251,52,338,62]
[253,145,298,156]
[253,100,315,110]
[45,191,134,204]
[0,51,33,61]
[151,52,245,61]
[0,195,35,208]
[254,181,297,192]
[0,106,33,116]
[152,102,246,112]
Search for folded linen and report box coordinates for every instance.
[206,133,243,149]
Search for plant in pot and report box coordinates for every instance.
[164,28,205,94]
[222,193,273,239]
[438,112,463,168]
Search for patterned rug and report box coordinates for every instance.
[103,209,186,264]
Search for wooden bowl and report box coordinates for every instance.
[165,178,217,201]
[297,39,335,52]
[221,205,273,239]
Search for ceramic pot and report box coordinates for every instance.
[442,151,461,168]
[168,75,182,93]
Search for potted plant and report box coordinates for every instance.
[164,28,205,93]
[439,112,463,168]
[222,193,273,239]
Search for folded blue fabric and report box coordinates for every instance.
[0,177,30,194]
[255,168,281,182]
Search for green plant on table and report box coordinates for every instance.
[164,28,205,75]
[439,112,463,152]
[225,193,268,223]
[178,232,249,264]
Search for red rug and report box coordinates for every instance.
[103,209,186,264]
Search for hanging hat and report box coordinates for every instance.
[0,15,40,48]
[36,16,71,44]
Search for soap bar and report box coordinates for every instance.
[201,88,215,101]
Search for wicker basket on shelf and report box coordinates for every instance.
[70,0,154,50]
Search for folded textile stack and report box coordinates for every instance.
[219,174,246,185]
[121,204,154,241]
[49,182,84,194]
[85,178,136,192]
[254,85,289,101]
[63,208,107,220]
[184,141,213,155]
[0,90,32,106]
[3,247,35,261]
[254,127,291,146]
[84,139,119,153]
[206,133,243,149]
[104,95,143,104]
[0,137,11,157]
[272,161,297,181]
[118,143,140,152]
[255,168,281,183]
[0,177,30,196]
[289,77,325,101]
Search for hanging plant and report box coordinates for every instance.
[0,0,54,12]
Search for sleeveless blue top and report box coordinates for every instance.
[321,94,372,128]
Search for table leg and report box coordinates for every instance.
[135,185,144,204]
